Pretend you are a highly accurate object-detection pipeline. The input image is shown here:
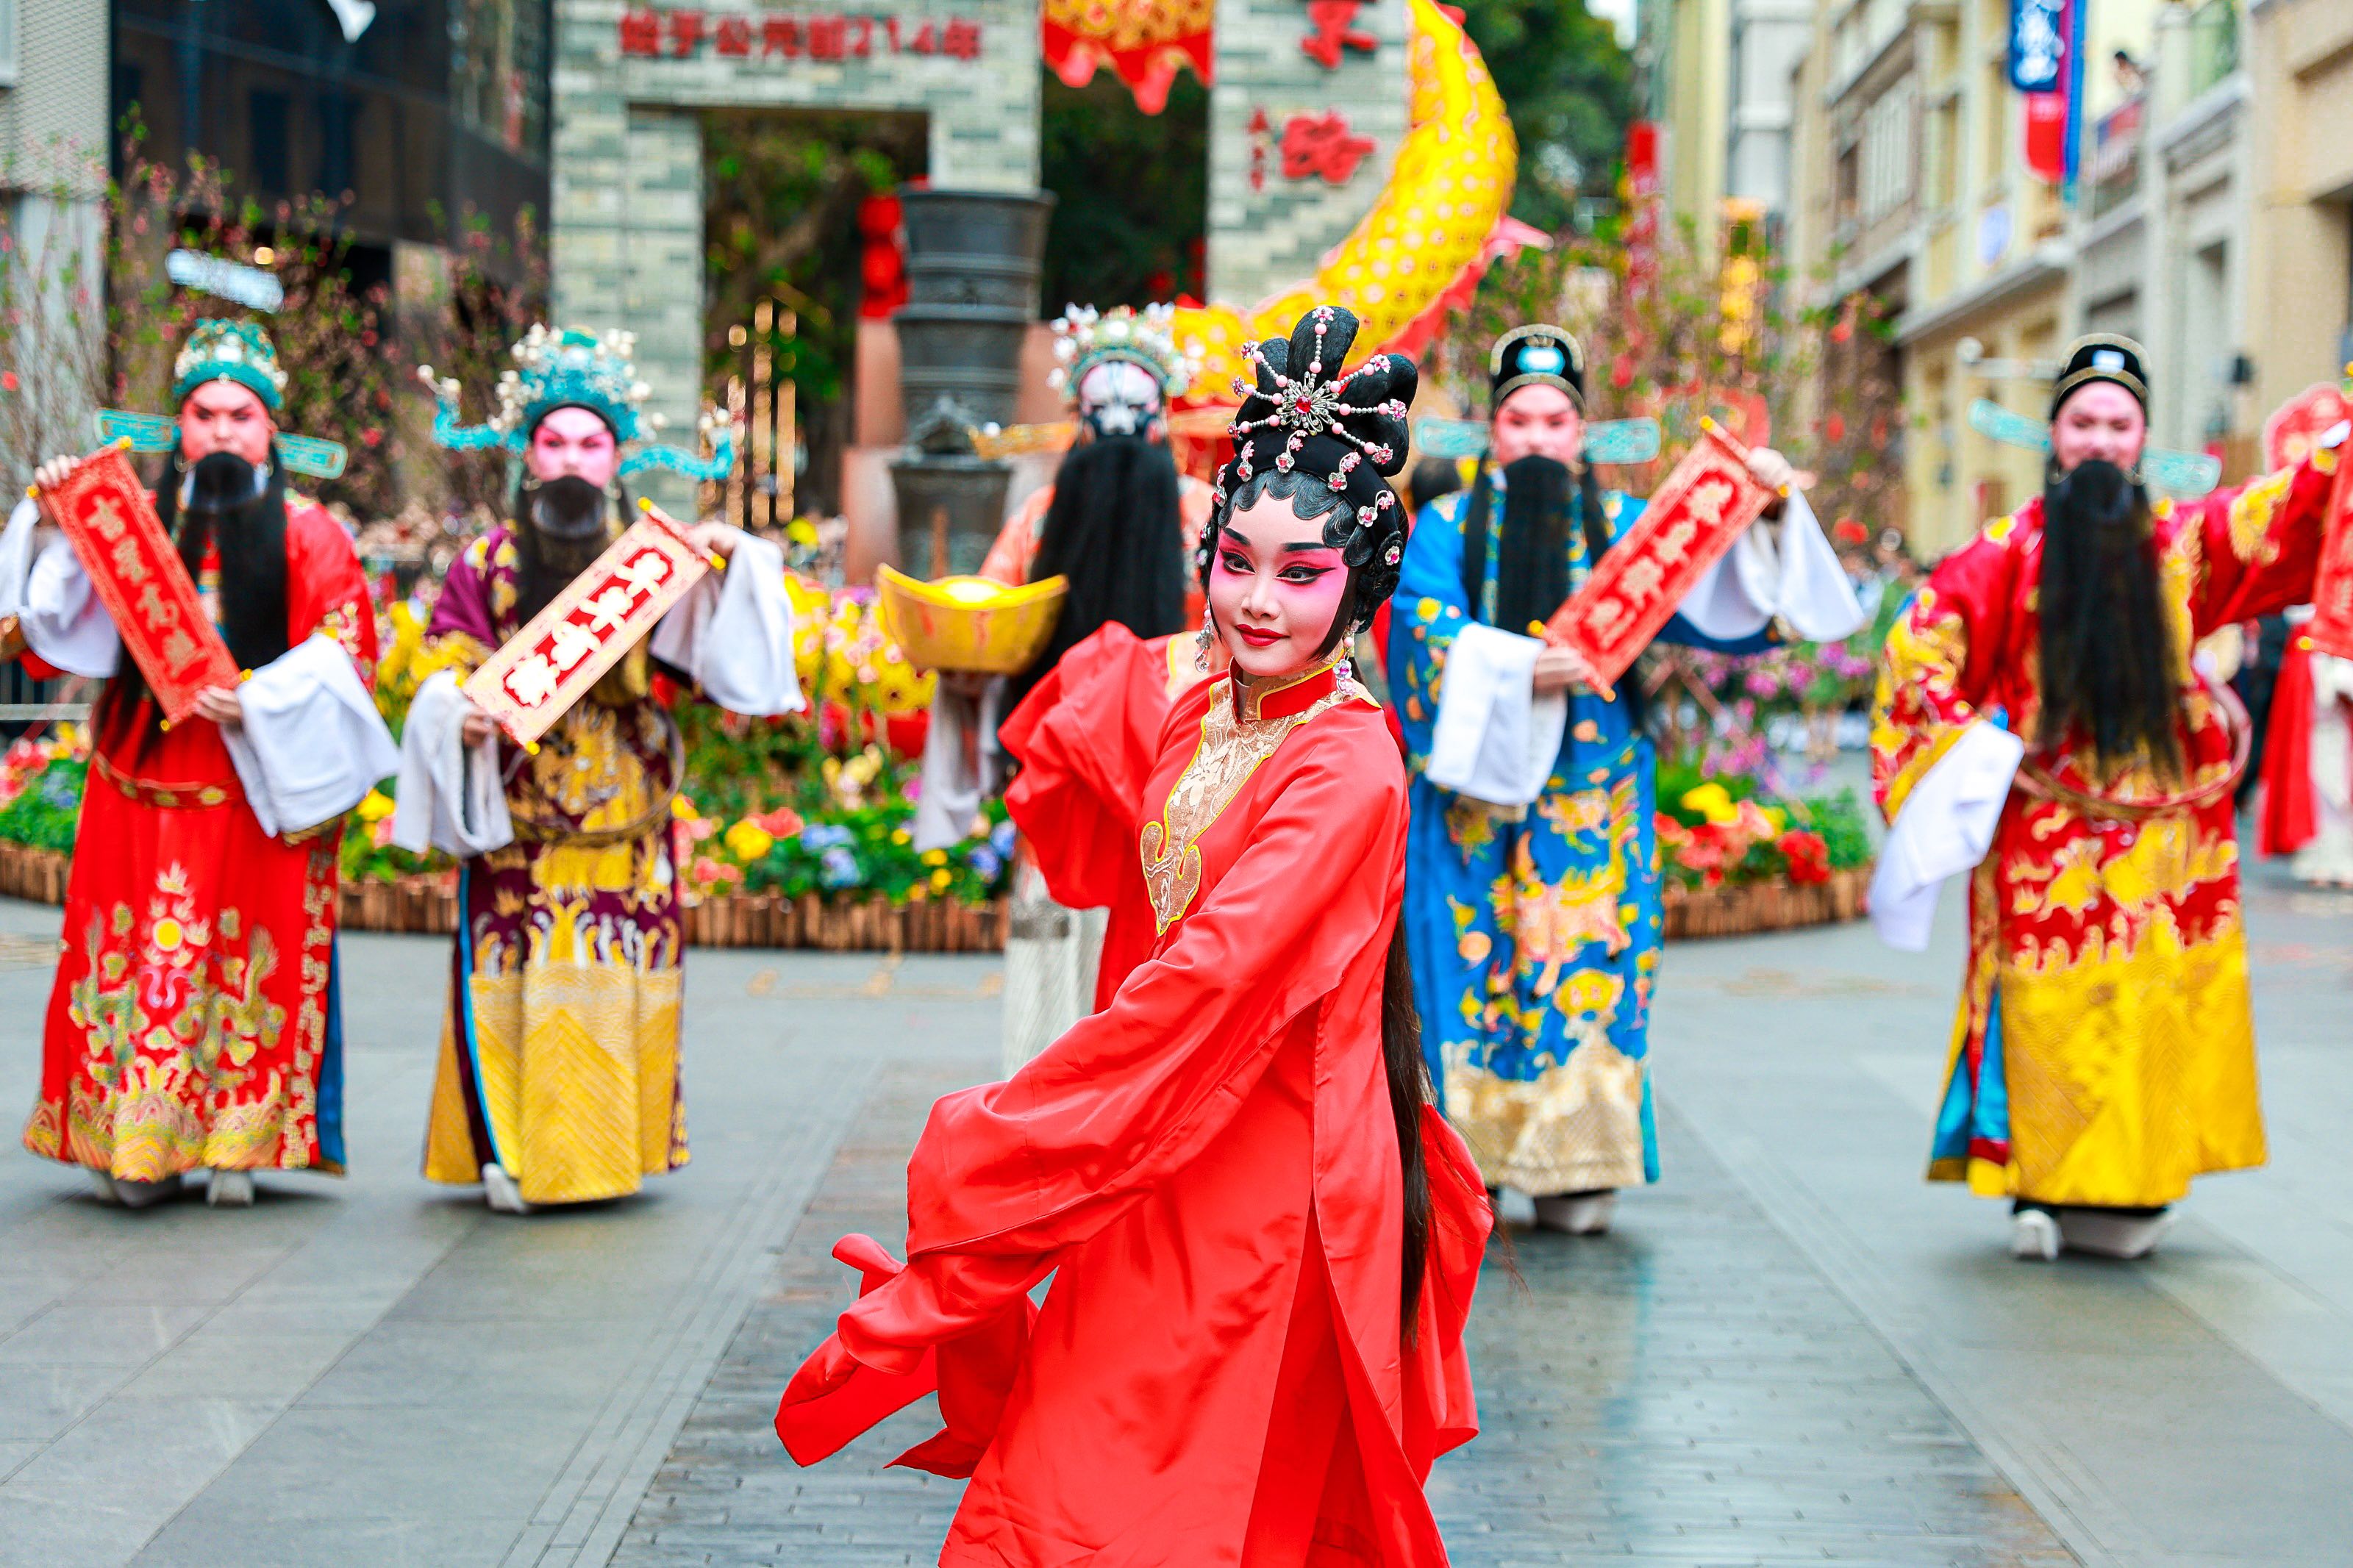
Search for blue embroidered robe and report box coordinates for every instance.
[1388,475,1767,1195]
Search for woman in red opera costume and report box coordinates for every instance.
[776,307,1493,1567]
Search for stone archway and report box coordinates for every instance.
[548,0,1046,507]
[546,0,1429,513]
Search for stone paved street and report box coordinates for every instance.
[4,856,2352,1566]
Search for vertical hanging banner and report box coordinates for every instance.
[2011,0,2074,187]
[35,446,239,725]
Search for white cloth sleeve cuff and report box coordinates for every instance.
[649,532,806,717]
[1868,722,2025,953]
[0,496,121,678]
[390,668,514,857]
[1674,490,1868,645]
[224,632,401,839]
[1424,621,1565,807]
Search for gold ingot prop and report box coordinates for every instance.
[874,565,1069,675]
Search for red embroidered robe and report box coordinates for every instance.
[21,498,374,1181]
[999,621,1210,1009]
[778,661,1490,1567]
[1873,450,2337,1206]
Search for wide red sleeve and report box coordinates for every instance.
[778,716,1408,1467]
[284,502,379,689]
[999,623,1179,912]
[2260,631,2318,856]
[2190,443,2343,634]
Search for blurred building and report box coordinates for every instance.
[2243,0,2353,433]
[1638,0,1811,241]
[110,0,553,298]
[1785,0,2168,556]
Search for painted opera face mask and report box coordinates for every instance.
[2050,381,2148,475]
[1209,495,1353,681]
[176,379,276,468]
[526,405,623,489]
[1489,382,1584,469]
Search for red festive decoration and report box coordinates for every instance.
[1545,423,1777,687]
[1279,111,1375,185]
[857,193,907,319]
[1299,0,1375,68]
[35,446,238,725]
[1040,0,1215,116]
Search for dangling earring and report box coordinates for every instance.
[1195,604,1215,672]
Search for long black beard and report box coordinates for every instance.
[100,448,291,747]
[510,476,625,627]
[1458,454,1610,635]
[2036,458,2184,778]
[1007,433,1185,711]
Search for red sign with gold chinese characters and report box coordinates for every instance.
[2270,379,2353,659]
[1543,420,1777,685]
[36,445,238,725]
[462,507,713,749]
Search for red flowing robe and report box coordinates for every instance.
[22,498,375,1181]
[998,622,1209,1007]
[779,661,1491,1567]
[1872,451,2337,1206]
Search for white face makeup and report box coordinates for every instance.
[1207,493,1353,681]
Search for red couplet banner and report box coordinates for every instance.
[1543,421,1777,687]
[37,445,238,724]
[462,505,713,748]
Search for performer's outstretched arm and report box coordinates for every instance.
[2191,432,2348,634]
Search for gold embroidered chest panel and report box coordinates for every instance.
[1138,667,1361,934]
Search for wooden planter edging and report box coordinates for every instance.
[0,842,68,904]
[1661,864,1870,939]
[679,892,1010,952]
[0,839,1010,952]
[0,836,1860,950]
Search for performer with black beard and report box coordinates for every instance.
[1389,326,1862,1234]
[1,320,395,1208]
[925,305,1216,1075]
[401,326,800,1214]
[1873,334,2351,1261]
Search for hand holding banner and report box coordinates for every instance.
[33,444,239,724]
[461,504,716,749]
[1541,420,1779,687]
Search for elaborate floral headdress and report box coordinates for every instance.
[418,324,735,482]
[1203,304,1417,628]
[1047,304,1199,403]
[173,318,288,411]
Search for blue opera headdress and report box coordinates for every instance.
[417,323,736,482]
[172,318,288,411]
[92,318,349,479]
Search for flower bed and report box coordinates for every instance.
[1652,764,1874,939]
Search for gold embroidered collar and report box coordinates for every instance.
[1140,659,1357,934]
